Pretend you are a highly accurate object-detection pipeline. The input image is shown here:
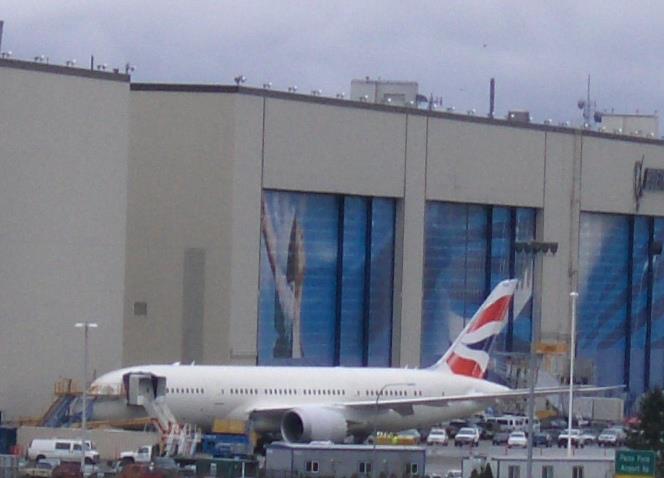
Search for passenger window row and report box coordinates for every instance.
[166,387,205,395]
[363,389,423,397]
[165,386,424,398]
[227,388,348,396]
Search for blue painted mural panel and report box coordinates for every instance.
[338,197,368,366]
[630,217,649,396]
[258,191,395,366]
[367,198,396,366]
[650,219,664,387]
[258,191,338,365]
[513,208,535,353]
[578,213,629,386]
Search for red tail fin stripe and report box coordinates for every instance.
[461,320,506,344]
[446,352,485,378]
[467,295,513,333]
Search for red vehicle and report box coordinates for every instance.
[51,463,83,478]
[118,463,176,478]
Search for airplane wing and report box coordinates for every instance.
[247,384,621,415]
[342,384,623,410]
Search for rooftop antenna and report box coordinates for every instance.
[577,74,602,126]
[583,74,591,123]
[489,78,495,119]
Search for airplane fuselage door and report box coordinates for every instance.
[123,372,166,406]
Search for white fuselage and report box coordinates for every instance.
[91,364,508,434]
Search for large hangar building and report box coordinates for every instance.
[1,57,664,419]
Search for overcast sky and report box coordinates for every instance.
[2,1,663,126]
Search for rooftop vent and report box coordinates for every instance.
[507,110,531,123]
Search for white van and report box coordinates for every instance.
[486,415,540,432]
[27,438,99,464]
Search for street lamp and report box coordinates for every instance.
[75,322,97,472]
[514,240,557,478]
[372,382,415,476]
[567,292,579,457]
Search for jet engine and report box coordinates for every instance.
[280,407,348,443]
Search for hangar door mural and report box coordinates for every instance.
[578,212,664,406]
[258,190,395,367]
[421,201,536,368]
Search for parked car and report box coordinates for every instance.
[507,431,528,448]
[22,458,61,477]
[492,432,510,446]
[150,457,181,472]
[579,430,596,445]
[454,427,480,447]
[557,429,585,448]
[51,462,83,478]
[117,463,175,478]
[597,428,626,447]
[396,429,421,444]
[446,420,468,439]
[533,432,553,447]
[478,422,497,440]
[547,419,568,430]
[426,428,449,446]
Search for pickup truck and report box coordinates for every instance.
[119,445,153,464]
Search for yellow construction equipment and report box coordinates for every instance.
[212,419,247,435]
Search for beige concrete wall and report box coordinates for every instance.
[262,98,406,197]
[394,115,427,367]
[581,136,664,216]
[426,118,546,208]
[124,92,264,366]
[0,65,129,419]
[222,95,264,364]
[124,91,235,365]
[538,132,577,343]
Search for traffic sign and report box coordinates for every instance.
[616,450,656,478]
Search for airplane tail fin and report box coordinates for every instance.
[429,279,518,378]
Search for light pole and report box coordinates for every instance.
[372,382,415,476]
[75,321,97,472]
[567,292,578,457]
[514,241,557,478]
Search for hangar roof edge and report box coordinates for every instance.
[0,58,130,82]
[131,83,664,146]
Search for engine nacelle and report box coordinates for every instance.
[280,407,348,443]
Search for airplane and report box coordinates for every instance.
[89,279,611,443]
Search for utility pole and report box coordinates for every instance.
[75,321,97,472]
